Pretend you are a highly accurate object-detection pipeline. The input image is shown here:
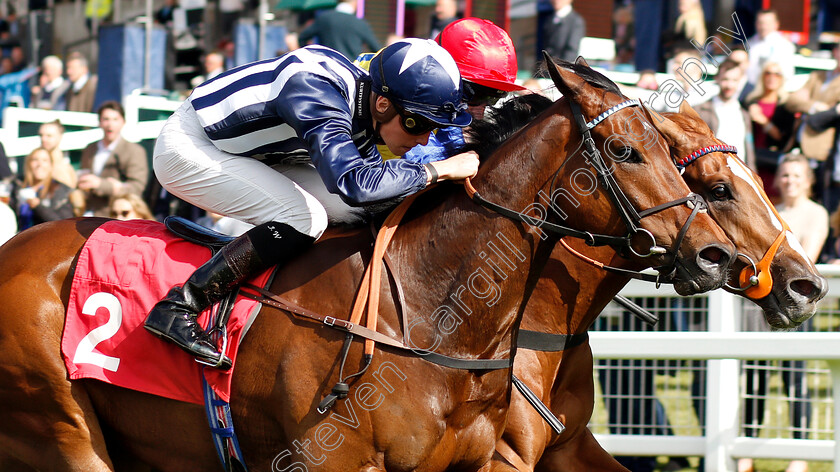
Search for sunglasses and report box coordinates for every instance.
[393,104,437,136]
[764,70,783,76]
[464,81,507,107]
[111,210,132,218]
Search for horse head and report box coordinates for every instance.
[537,54,735,295]
[653,101,827,328]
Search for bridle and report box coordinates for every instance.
[465,98,708,283]
[675,143,789,299]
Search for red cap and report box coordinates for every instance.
[436,18,526,92]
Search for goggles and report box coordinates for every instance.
[464,81,507,107]
[393,104,438,135]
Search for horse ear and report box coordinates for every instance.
[542,51,585,100]
[678,99,703,121]
[646,109,686,148]
[575,56,590,68]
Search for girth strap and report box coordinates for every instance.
[517,330,589,352]
[239,283,511,371]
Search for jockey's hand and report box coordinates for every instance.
[428,151,479,184]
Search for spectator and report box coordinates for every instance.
[786,41,840,166]
[0,200,15,244]
[647,49,710,111]
[635,69,659,91]
[154,0,177,27]
[38,120,78,188]
[777,153,830,260]
[663,0,706,56]
[540,0,585,64]
[738,152,827,472]
[745,9,796,86]
[673,0,706,46]
[295,0,380,61]
[745,62,796,196]
[612,4,634,66]
[695,58,756,169]
[190,51,225,88]
[108,192,156,221]
[8,44,25,72]
[429,0,459,39]
[78,101,148,217]
[729,48,753,105]
[31,55,69,111]
[10,147,75,230]
[64,52,98,113]
[0,56,12,74]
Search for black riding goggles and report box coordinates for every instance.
[393,104,438,135]
[463,81,507,107]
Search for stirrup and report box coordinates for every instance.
[197,325,230,369]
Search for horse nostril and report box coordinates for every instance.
[699,246,728,265]
[789,278,824,301]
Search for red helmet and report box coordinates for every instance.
[436,18,526,92]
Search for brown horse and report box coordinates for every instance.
[0,60,735,471]
[485,100,828,472]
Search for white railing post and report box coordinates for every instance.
[830,360,840,472]
[705,290,740,472]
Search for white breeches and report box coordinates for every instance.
[152,101,365,239]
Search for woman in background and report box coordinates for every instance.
[11,147,74,230]
[108,192,156,221]
[745,62,795,197]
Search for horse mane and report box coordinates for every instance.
[555,59,623,96]
[463,61,622,160]
[463,93,554,160]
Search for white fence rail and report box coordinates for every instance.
[0,92,181,169]
[596,265,840,471]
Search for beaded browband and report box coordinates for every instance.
[676,144,738,169]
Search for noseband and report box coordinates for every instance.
[465,98,707,283]
[676,143,789,299]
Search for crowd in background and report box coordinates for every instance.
[1,1,840,471]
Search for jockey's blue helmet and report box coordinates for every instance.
[369,38,472,128]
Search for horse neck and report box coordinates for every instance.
[520,242,650,336]
[382,114,587,360]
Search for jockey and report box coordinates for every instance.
[144,39,479,369]
[406,18,527,164]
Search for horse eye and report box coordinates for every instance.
[610,146,641,163]
[625,148,643,163]
[711,184,730,200]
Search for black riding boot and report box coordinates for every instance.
[144,221,315,370]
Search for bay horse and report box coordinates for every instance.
[482,98,828,471]
[0,58,735,471]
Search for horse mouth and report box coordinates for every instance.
[754,271,826,330]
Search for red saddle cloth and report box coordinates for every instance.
[61,220,271,405]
